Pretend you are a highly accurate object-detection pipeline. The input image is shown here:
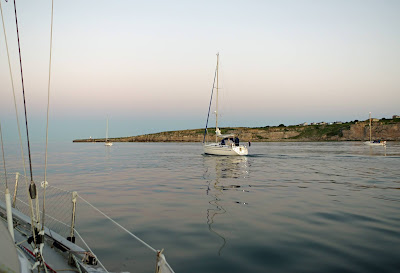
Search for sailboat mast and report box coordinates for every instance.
[106,118,109,142]
[369,112,371,142]
[215,53,219,143]
[203,58,218,144]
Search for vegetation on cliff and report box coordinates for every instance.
[73,118,400,143]
[288,123,352,140]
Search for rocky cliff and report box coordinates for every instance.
[73,120,400,143]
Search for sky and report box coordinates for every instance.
[1,0,399,141]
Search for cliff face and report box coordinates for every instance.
[73,121,400,143]
[129,130,204,142]
[342,123,400,141]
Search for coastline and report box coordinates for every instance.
[73,119,400,143]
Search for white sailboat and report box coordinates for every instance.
[105,118,113,146]
[364,112,386,146]
[203,54,249,156]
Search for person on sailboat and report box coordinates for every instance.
[234,137,240,146]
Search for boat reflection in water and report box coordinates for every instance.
[202,155,250,255]
[367,145,387,156]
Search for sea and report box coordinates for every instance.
[3,141,400,273]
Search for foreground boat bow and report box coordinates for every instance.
[0,173,175,273]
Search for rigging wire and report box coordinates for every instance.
[10,0,41,228]
[1,0,45,266]
[203,56,218,143]
[77,194,158,253]
[12,0,34,185]
[0,122,8,189]
[42,0,54,234]
[0,0,39,247]
[11,0,41,224]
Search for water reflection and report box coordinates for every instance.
[105,145,111,159]
[367,145,387,156]
[203,155,249,179]
[202,155,249,255]
[365,145,387,156]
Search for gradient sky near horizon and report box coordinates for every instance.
[1,0,399,141]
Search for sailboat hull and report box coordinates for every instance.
[364,141,386,146]
[203,143,248,156]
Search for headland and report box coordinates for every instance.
[73,118,400,143]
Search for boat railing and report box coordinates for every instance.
[0,172,174,273]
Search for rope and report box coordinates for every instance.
[20,246,54,273]
[42,0,55,234]
[0,122,8,189]
[165,260,175,273]
[203,57,218,143]
[71,255,83,273]
[73,230,109,273]
[77,194,157,253]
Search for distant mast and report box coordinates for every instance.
[106,118,108,142]
[215,53,219,143]
[369,112,372,142]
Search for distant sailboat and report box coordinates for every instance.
[105,118,113,146]
[203,54,248,156]
[364,112,386,146]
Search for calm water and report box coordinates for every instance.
[4,141,400,272]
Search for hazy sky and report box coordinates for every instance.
[1,0,399,141]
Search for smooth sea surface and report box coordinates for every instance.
[3,141,400,272]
